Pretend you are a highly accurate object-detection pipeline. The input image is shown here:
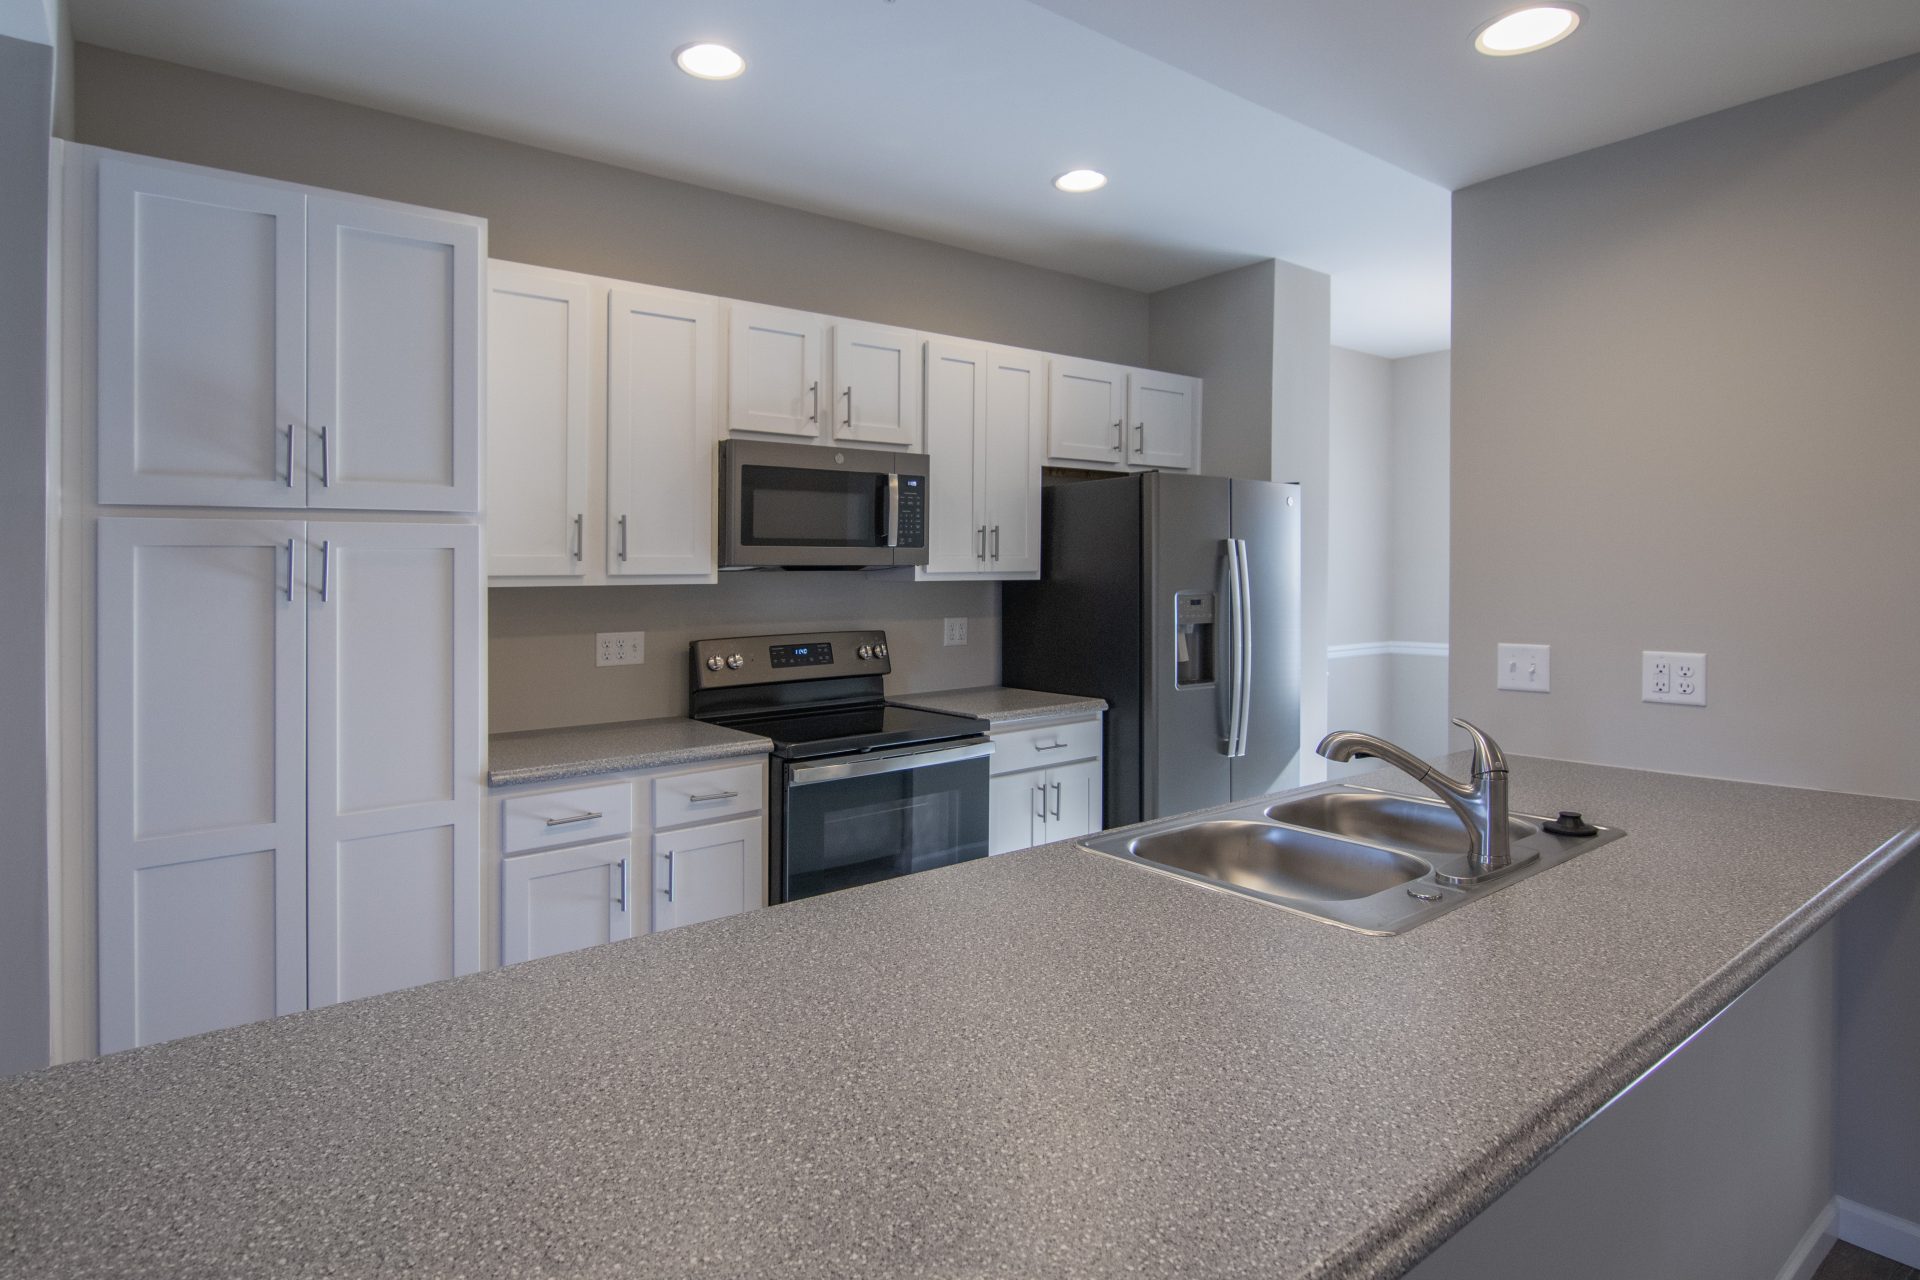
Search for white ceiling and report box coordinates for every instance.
[67,1,1920,358]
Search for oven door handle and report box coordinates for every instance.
[787,738,993,786]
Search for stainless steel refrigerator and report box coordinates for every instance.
[1002,471,1301,828]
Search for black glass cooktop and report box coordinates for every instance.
[716,702,985,761]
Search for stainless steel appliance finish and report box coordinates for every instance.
[689,630,990,902]
[1081,783,1625,935]
[1002,472,1302,827]
[719,439,930,569]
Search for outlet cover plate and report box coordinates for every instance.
[1643,651,1706,706]
[1497,643,1550,693]
[596,631,646,667]
[943,617,968,646]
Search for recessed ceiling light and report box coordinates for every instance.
[1473,4,1583,56]
[674,42,746,80]
[1053,169,1108,194]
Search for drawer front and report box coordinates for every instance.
[501,781,635,854]
[991,716,1103,775]
[653,760,764,829]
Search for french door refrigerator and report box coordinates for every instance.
[1002,471,1301,828]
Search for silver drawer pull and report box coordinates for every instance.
[1033,741,1070,752]
[545,810,604,827]
[687,790,738,803]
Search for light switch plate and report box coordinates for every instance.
[1643,651,1706,706]
[1497,643,1550,693]
[943,617,968,646]
[596,631,645,666]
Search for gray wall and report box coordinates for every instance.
[1328,348,1394,648]
[0,32,52,1076]
[1451,55,1920,799]
[1146,260,1277,482]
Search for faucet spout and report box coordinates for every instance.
[1315,718,1524,886]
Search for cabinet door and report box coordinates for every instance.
[501,839,636,965]
[96,517,308,1052]
[1042,760,1104,844]
[607,285,722,580]
[96,155,307,508]
[487,262,590,577]
[920,338,987,576]
[832,321,923,449]
[307,522,482,1006]
[983,346,1045,575]
[1128,370,1200,472]
[1047,357,1129,468]
[307,198,483,512]
[988,771,1045,856]
[727,303,824,439]
[653,817,761,932]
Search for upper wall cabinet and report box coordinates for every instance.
[920,340,1042,580]
[93,151,484,512]
[726,303,825,440]
[487,263,590,577]
[1046,356,1199,474]
[831,321,922,450]
[1127,369,1200,472]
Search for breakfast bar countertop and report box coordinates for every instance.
[4,756,1917,1280]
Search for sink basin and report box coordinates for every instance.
[1127,820,1430,901]
[1265,790,1538,860]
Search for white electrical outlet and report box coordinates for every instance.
[596,631,646,667]
[943,617,968,646]
[1496,643,1551,693]
[1642,650,1706,706]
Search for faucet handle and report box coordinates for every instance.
[1451,717,1508,777]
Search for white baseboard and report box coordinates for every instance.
[1776,1201,1837,1280]
[1836,1196,1920,1269]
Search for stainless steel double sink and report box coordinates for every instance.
[1080,784,1624,934]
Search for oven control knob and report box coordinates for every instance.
[726,654,745,670]
[875,643,888,659]
[705,656,724,672]
[858,644,873,660]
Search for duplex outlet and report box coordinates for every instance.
[943,617,969,647]
[1642,650,1706,706]
[596,631,646,667]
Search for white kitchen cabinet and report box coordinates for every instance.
[500,838,635,965]
[95,518,309,1053]
[95,155,307,508]
[607,285,723,580]
[306,198,483,512]
[727,302,825,440]
[653,816,763,932]
[831,320,922,449]
[1047,356,1130,469]
[1127,369,1200,472]
[306,522,483,1007]
[985,713,1105,857]
[920,341,1043,579]
[92,150,484,512]
[486,262,590,577]
[96,516,483,1049]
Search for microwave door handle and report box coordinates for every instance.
[884,473,902,548]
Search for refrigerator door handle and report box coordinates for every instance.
[1222,538,1245,756]
[1234,537,1255,759]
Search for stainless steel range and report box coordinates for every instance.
[688,631,991,903]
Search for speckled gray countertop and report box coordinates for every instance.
[4,757,1917,1280]
[489,717,771,787]
[890,685,1107,725]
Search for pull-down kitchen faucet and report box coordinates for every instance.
[1316,718,1532,886]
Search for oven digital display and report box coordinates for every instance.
[770,642,835,669]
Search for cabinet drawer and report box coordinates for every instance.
[501,781,635,854]
[991,717,1102,775]
[653,761,764,829]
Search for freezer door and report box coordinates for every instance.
[1231,480,1303,799]
[1144,472,1235,820]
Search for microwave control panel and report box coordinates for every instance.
[896,475,926,548]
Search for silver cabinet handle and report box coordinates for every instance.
[976,525,987,561]
[284,538,295,602]
[1112,419,1123,452]
[319,539,332,603]
[617,514,628,561]
[809,380,819,424]
[1033,740,1069,752]
[1051,780,1062,820]
[1134,422,1144,454]
[662,850,676,903]
[544,810,603,827]
[990,525,1000,561]
[687,790,738,803]
[1034,783,1046,820]
[318,425,331,487]
[572,513,583,561]
[614,856,629,911]
[842,385,853,435]
[284,423,295,488]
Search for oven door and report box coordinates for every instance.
[721,439,901,568]
[777,739,992,901]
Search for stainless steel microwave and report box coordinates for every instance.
[719,439,929,569]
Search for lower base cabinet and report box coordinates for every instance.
[501,838,635,965]
[653,817,761,932]
[986,714,1105,856]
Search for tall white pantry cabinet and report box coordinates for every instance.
[80,147,488,1053]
